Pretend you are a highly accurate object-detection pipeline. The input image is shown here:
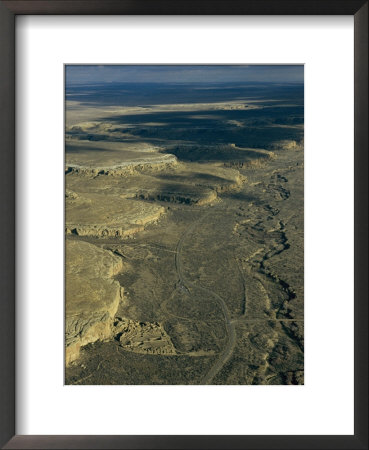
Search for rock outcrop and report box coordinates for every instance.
[65,154,178,177]
[65,192,165,238]
[114,318,176,355]
[65,240,124,365]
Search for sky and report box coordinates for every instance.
[66,65,304,86]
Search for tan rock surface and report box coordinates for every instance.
[114,318,176,355]
[65,240,124,365]
[65,192,165,238]
[65,139,178,175]
[65,100,263,127]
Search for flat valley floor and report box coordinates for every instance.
[65,78,304,385]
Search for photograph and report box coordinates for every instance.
[1,0,367,446]
[65,64,304,385]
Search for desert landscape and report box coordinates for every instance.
[65,65,304,385]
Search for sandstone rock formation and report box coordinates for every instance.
[65,240,124,365]
[114,318,176,355]
[65,154,178,177]
[65,192,165,238]
[65,139,178,176]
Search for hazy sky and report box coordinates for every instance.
[66,65,303,85]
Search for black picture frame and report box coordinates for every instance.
[0,1,367,449]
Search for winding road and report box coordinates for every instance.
[174,207,237,384]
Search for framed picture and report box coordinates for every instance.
[0,1,367,449]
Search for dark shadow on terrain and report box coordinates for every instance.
[137,181,215,204]
[66,92,304,152]
[100,107,304,126]
[66,82,304,107]
[160,145,271,164]
[153,172,233,184]
[79,107,304,150]
[221,191,259,203]
[145,182,203,195]
[66,143,118,153]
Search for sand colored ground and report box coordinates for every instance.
[65,240,124,364]
[64,84,304,383]
[113,318,176,355]
[65,100,264,127]
[66,144,304,384]
[65,139,178,174]
[66,191,165,238]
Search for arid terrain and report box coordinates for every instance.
[65,75,304,385]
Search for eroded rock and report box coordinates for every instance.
[114,318,176,355]
[65,240,124,365]
[65,193,165,238]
